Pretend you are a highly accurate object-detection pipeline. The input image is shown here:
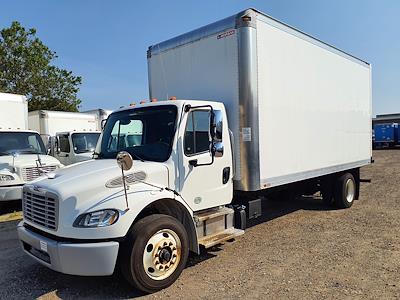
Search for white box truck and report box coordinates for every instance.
[0,93,62,207]
[28,110,101,165]
[18,9,372,293]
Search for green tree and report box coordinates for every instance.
[0,21,82,111]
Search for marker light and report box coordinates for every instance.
[150,98,157,102]
[140,100,146,104]
[169,96,177,100]
[130,102,136,106]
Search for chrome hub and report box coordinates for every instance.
[143,229,181,280]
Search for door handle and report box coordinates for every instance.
[189,159,198,167]
[222,167,230,184]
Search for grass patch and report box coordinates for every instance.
[0,211,23,223]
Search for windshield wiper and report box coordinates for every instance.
[19,150,44,155]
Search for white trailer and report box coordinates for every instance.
[0,93,61,206]
[28,110,101,165]
[18,8,372,293]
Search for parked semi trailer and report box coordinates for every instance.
[373,123,398,148]
[0,93,61,208]
[18,8,372,293]
[28,110,101,165]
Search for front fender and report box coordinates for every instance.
[44,185,194,241]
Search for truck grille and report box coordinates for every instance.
[23,188,58,231]
[21,165,57,182]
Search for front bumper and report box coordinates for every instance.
[17,222,119,276]
[0,185,23,201]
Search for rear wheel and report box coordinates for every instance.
[334,173,356,209]
[120,214,189,293]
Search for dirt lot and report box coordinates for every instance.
[0,150,399,299]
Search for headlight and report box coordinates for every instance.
[0,174,14,181]
[73,209,119,228]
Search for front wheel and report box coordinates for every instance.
[120,214,189,293]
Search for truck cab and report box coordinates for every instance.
[51,131,101,165]
[0,129,62,204]
[18,100,237,292]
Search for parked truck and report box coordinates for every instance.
[18,8,372,293]
[0,93,62,208]
[373,123,398,148]
[28,110,101,165]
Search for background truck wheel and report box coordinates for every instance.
[120,214,189,293]
[334,173,356,209]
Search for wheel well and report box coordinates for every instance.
[132,199,199,254]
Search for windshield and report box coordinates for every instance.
[71,132,101,154]
[99,105,177,162]
[0,132,46,155]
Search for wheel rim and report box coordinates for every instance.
[345,178,355,203]
[143,229,181,281]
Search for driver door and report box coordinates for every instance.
[178,108,233,211]
[55,134,71,165]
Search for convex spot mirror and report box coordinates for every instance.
[117,151,133,171]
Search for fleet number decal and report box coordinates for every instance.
[217,29,235,40]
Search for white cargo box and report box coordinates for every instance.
[148,8,372,191]
[28,110,99,139]
[0,92,28,130]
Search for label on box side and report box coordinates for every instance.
[242,127,252,142]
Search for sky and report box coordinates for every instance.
[1,0,399,116]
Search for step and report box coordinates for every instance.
[194,207,233,223]
[198,228,244,248]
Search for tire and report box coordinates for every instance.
[120,214,189,293]
[333,173,356,209]
[321,181,335,207]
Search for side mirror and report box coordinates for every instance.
[117,151,133,211]
[117,151,133,171]
[213,110,223,143]
[210,110,224,158]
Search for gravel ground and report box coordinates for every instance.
[0,150,399,299]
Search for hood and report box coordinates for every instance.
[31,159,170,210]
[0,154,61,170]
[73,152,94,163]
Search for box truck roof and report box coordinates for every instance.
[31,110,98,120]
[148,8,369,67]
[0,92,27,103]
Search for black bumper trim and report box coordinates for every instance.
[23,224,126,244]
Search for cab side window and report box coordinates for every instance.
[184,110,210,155]
[58,135,70,153]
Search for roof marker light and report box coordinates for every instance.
[151,98,157,102]
[169,96,177,100]
[140,100,146,104]
[130,102,136,106]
